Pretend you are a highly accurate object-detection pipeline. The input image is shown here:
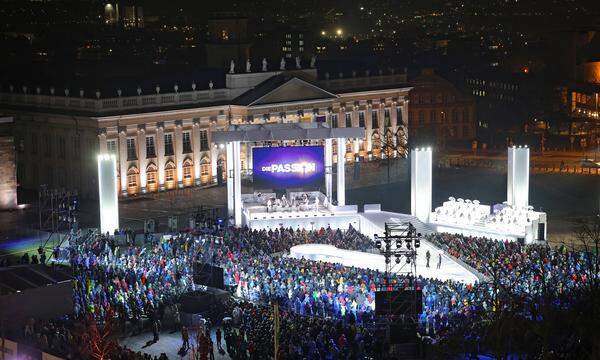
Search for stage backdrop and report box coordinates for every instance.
[252,146,325,189]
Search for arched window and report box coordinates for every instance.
[146,163,158,192]
[183,158,194,187]
[200,157,210,184]
[165,161,176,189]
[127,166,139,194]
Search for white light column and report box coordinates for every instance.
[411,148,432,223]
[325,138,333,201]
[507,146,530,208]
[97,154,119,234]
[336,138,346,206]
[226,142,234,218]
[233,141,242,226]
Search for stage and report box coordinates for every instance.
[289,243,479,284]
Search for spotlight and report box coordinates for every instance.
[395,257,401,264]
[375,240,382,249]
[385,258,391,264]
[406,257,411,264]
[396,240,402,248]
[414,238,420,248]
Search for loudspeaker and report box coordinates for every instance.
[375,290,422,317]
[144,219,155,233]
[389,323,417,344]
[537,223,545,241]
[193,262,225,290]
[180,288,229,314]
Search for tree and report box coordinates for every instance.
[371,125,408,183]
[78,311,118,360]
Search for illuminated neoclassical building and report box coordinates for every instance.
[0,67,411,198]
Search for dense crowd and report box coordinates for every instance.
[13,222,598,359]
[427,233,592,305]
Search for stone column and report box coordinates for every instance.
[336,138,346,206]
[98,129,108,154]
[352,108,360,159]
[246,143,253,171]
[226,142,234,218]
[339,107,346,127]
[137,125,147,193]
[366,106,373,155]
[325,138,333,201]
[118,127,128,196]
[400,100,409,151]
[192,120,201,185]
[209,123,218,184]
[211,145,219,184]
[156,122,166,191]
[174,120,184,188]
[233,141,242,226]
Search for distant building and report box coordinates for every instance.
[122,5,143,28]
[0,116,17,210]
[409,69,476,148]
[205,12,251,69]
[253,25,311,61]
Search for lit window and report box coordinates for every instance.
[127,138,137,160]
[107,140,117,153]
[200,130,209,151]
[164,134,174,155]
[146,136,156,157]
[182,132,192,153]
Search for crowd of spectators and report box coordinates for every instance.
[14,223,597,359]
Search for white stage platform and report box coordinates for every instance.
[289,243,479,284]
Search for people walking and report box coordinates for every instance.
[426,250,431,268]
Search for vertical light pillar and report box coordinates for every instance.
[226,142,234,218]
[411,148,432,223]
[156,123,166,190]
[325,138,333,201]
[233,141,242,226]
[507,146,530,208]
[192,121,201,185]
[174,121,184,188]
[118,128,128,196]
[336,138,346,206]
[97,154,119,234]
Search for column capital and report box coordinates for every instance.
[97,128,107,136]
[175,120,183,128]
[118,126,127,135]
[137,124,146,132]
[193,118,201,126]
[156,121,164,130]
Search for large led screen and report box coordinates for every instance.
[252,146,325,189]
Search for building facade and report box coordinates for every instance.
[0,117,17,209]
[409,69,476,148]
[0,68,411,198]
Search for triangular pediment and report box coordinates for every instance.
[248,77,338,106]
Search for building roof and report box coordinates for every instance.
[233,74,338,106]
[0,265,73,296]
